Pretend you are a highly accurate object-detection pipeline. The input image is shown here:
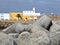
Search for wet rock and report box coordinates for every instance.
[2,24,16,34]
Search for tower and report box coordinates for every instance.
[33,8,35,13]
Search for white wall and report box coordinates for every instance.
[23,8,41,16]
[23,11,40,16]
[0,13,10,20]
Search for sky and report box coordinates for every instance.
[0,0,60,15]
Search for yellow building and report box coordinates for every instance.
[9,8,41,21]
[10,12,30,21]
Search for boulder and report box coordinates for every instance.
[32,15,52,30]
[49,23,60,45]
[49,23,60,32]
[50,32,60,45]
[31,26,49,34]
[17,32,30,45]
[29,30,50,45]
[14,22,25,33]
[8,33,19,38]
[0,32,17,45]
[17,26,50,45]
[2,24,16,34]
[24,24,32,33]
[30,26,50,45]
[2,22,25,34]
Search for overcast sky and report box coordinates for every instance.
[0,0,60,15]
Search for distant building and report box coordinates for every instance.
[23,8,40,16]
[0,13,10,20]
[10,12,23,21]
[23,8,41,20]
[10,8,41,21]
[0,8,41,21]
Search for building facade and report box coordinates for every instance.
[0,13,10,20]
[10,8,41,21]
[10,12,31,21]
[0,8,41,21]
[10,12,23,21]
[23,8,41,20]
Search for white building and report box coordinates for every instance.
[0,13,10,20]
[23,8,40,16]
